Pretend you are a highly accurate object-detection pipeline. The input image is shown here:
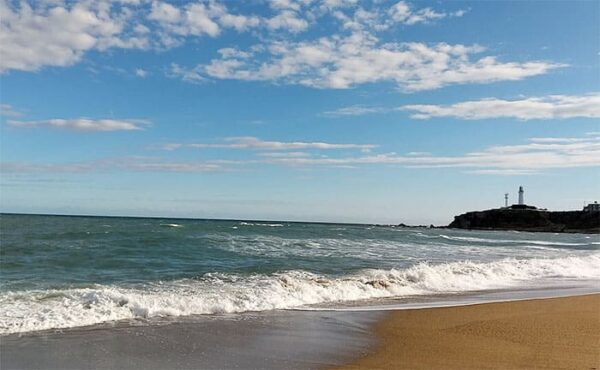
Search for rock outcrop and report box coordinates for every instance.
[449,207,600,233]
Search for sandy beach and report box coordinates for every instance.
[337,294,600,370]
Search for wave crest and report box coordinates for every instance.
[1,253,598,335]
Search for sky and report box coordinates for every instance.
[0,0,599,225]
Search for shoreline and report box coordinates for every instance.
[2,290,599,369]
[335,294,600,370]
[2,281,597,337]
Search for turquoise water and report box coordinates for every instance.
[1,213,598,334]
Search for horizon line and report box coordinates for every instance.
[0,211,438,228]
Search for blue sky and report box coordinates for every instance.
[1,0,599,224]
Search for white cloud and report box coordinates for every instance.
[168,63,205,83]
[389,1,446,25]
[1,158,223,174]
[405,151,432,156]
[0,161,97,173]
[266,10,309,33]
[135,68,148,77]
[269,0,303,12]
[340,7,382,31]
[529,137,590,143]
[147,0,315,37]
[401,93,600,120]
[218,12,261,32]
[127,162,223,172]
[387,1,466,26]
[326,93,600,120]
[134,24,151,35]
[176,2,220,36]
[265,0,325,34]
[148,1,182,24]
[7,118,149,132]
[0,104,23,117]
[148,1,261,38]
[258,151,312,158]
[148,1,219,37]
[192,33,563,91]
[0,0,262,73]
[218,47,252,59]
[322,105,388,117]
[0,0,149,73]
[466,169,538,176]
[332,1,465,31]
[162,137,377,151]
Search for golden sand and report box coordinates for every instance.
[336,294,600,370]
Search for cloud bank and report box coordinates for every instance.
[324,93,600,120]
[162,137,377,151]
[1,0,562,92]
[402,93,600,120]
[4,135,599,175]
[193,36,562,91]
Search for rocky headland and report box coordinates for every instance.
[448,206,600,233]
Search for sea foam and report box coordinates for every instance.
[1,253,598,335]
[438,234,592,246]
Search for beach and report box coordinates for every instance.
[338,294,600,370]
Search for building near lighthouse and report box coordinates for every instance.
[583,201,600,212]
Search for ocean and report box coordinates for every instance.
[1,213,599,335]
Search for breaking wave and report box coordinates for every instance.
[438,235,594,246]
[160,223,183,228]
[239,222,284,227]
[1,253,598,335]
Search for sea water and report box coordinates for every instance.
[1,213,598,335]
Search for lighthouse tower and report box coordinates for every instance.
[518,186,524,205]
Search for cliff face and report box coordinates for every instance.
[448,209,600,233]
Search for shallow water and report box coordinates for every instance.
[1,213,598,334]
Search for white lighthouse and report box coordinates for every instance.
[518,186,524,205]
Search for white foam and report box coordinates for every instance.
[438,234,594,246]
[239,222,284,227]
[160,223,183,228]
[1,253,599,335]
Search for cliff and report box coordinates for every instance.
[448,208,600,233]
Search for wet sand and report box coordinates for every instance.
[337,294,600,370]
[0,310,380,370]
